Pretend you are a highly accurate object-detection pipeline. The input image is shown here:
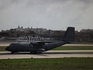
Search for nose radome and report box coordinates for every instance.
[5,47,9,51]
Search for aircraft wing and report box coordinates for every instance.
[30,41,52,48]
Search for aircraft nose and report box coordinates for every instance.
[5,47,9,51]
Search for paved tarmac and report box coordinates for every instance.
[0,50,93,59]
[0,43,93,46]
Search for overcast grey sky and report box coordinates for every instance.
[0,0,93,31]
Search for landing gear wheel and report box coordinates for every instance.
[11,51,14,54]
[30,52,33,54]
[30,51,42,54]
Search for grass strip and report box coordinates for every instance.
[74,42,93,44]
[53,46,93,50]
[0,46,6,51]
[0,58,93,70]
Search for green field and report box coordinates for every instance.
[0,58,93,70]
[0,46,6,51]
[53,46,93,50]
[74,42,93,44]
[0,46,93,51]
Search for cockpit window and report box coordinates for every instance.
[9,43,16,46]
[9,44,13,46]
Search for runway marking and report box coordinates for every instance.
[0,50,93,59]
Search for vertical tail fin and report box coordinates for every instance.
[63,27,75,43]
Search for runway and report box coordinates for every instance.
[0,50,93,59]
[0,42,93,59]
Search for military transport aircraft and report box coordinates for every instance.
[5,27,75,54]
